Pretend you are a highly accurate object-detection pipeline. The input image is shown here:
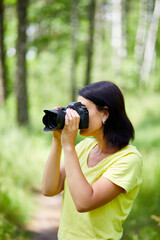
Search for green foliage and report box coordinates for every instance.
[4,0,17,6]
[0,97,47,239]
[28,0,72,52]
[0,214,31,240]
[3,0,160,94]
[121,91,160,239]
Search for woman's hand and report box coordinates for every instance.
[61,108,80,150]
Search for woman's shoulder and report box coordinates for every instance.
[109,144,143,170]
[120,144,142,159]
[115,144,143,172]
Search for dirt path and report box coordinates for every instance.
[26,193,62,240]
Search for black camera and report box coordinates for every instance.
[42,102,89,131]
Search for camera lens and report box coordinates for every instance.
[43,110,59,131]
[48,113,57,129]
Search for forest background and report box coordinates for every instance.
[0,0,160,239]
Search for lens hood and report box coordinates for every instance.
[43,109,66,131]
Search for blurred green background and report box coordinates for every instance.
[0,0,160,239]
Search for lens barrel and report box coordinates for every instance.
[43,109,66,131]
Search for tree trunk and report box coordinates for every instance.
[85,0,96,86]
[16,0,29,125]
[121,0,127,57]
[111,0,127,71]
[0,0,7,105]
[140,0,160,84]
[134,0,149,73]
[93,0,105,80]
[70,0,79,101]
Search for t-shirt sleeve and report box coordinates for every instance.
[102,153,143,193]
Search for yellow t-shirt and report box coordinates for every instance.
[58,138,143,240]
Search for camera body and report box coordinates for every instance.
[42,102,89,131]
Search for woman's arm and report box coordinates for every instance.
[42,131,66,196]
[63,147,123,212]
[61,109,123,212]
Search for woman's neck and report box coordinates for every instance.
[95,135,119,155]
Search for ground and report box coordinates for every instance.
[26,193,62,240]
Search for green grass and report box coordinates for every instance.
[0,82,160,239]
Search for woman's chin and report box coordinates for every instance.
[79,129,89,137]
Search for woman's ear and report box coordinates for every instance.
[103,106,109,118]
[102,107,109,124]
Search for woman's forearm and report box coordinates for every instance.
[63,147,93,211]
[42,137,64,196]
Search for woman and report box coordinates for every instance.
[42,81,143,240]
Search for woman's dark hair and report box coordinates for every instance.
[78,81,134,149]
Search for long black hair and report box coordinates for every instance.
[78,81,134,149]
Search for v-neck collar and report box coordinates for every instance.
[85,140,122,169]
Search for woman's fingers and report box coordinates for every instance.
[65,109,80,129]
[52,106,61,110]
